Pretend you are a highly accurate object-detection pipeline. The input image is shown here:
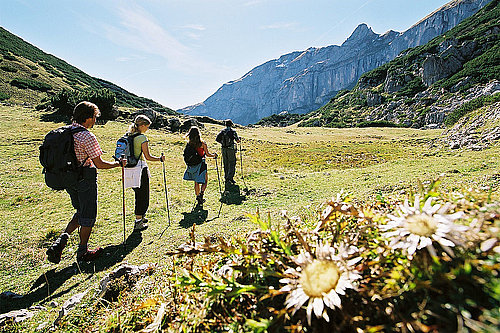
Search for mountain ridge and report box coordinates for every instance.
[180,0,491,125]
[0,26,173,111]
[257,0,499,139]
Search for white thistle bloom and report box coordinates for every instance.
[381,196,468,257]
[279,243,362,324]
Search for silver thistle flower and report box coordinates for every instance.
[279,243,361,324]
[381,196,467,257]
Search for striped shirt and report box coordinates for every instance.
[71,123,102,168]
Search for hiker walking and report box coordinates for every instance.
[122,115,165,231]
[183,126,217,206]
[215,119,240,185]
[46,101,123,263]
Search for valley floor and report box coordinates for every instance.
[0,105,498,330]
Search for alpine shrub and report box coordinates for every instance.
[10,78,51,92]
[0,92,9,101]
[50,88,117,120]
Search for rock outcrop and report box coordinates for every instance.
[180,0,491,125]
[366,81,500,129]
[441,100,500,150]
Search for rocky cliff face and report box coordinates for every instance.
[180,0,491,125]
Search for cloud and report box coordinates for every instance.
[243,0,265,6]
[116,54,147,62]
[260,22,298,30]
[181,24,206,31]
[179,24,206,41]
[101,3,203,72]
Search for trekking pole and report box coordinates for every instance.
[239,141,248,190]
[215,155,222,195]
[161,153,171,227]
[215,155,223,219]
[120,155,126,250]
[158,154,172,241]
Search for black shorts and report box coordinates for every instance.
[66,167,98,227]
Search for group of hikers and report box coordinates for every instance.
[45,101,240,264]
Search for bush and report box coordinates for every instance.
[50,88,117,120]
[10,78,51,91]
[3,54,16,61]
[0,65,17,73]
[356,120,402,128]
[396,76,426,97]
[0,91,10,101]
[358,64,389,87]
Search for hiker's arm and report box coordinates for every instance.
[203,142,217,158]
[141,141,164,162]
[92,155,121,169]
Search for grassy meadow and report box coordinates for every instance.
[0,104,499,331]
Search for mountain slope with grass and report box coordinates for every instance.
[275,0,499,133]
[0,27,172,111]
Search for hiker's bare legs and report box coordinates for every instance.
[64,214,79,234]
[194,182,201,196]
[79,226,92,247]
[63,214,92,247]
[201,173,208,193]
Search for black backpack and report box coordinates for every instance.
[114,133,142,168]
[217,128,234,148]
[183,143,202,166]
[39,126,87,190]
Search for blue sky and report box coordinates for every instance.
[1,0,450,109]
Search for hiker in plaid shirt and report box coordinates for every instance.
[47,101,123,263]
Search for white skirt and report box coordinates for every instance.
[123,160,150,188]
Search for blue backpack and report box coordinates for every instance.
[114,133,142,167]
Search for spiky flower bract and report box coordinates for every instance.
[381,196,467,257]
[280,243,361,324]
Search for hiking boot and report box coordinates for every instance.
[46,233,69,264]
[134,218,149,231]
[77,247,103,262]
[196,194,205,205]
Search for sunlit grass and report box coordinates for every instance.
[0,105,498,331]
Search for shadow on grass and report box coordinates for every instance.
[220,183,246,205]
[0,231,143,314]
[179,204,208,228]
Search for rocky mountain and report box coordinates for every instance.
[180,0,492,125]
[285,0,499,133]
